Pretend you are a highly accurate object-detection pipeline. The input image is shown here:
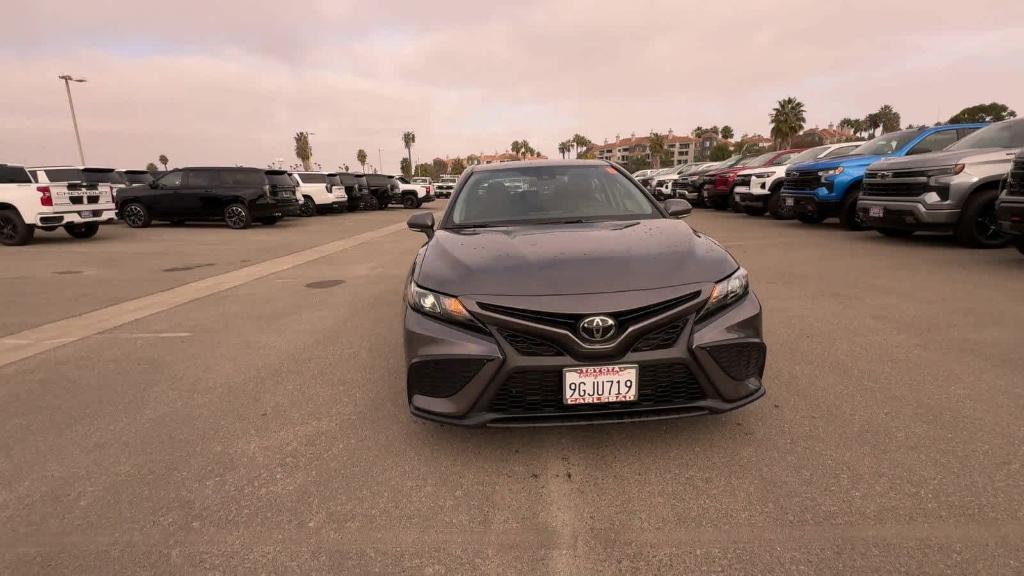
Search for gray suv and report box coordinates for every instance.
[857,118,1024,247]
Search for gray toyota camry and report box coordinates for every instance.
[403,160,765,426]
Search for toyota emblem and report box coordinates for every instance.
[578,315,617,342]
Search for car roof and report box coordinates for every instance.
[179,166,264,171]
[471,159,607,172]
[29,165,114,170]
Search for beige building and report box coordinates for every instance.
[592,132,698,167]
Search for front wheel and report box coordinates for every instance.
[224,203,252,229]
[121,202,152,228]
[730,193,743,213]
[839,189,868,230]
[0,209,34,246]
[402,194,418,209]
[768,189,793,220]
[299,197,316,217]
[377,194,389,210]
[64,222,100,239]
[955,188,1008,248]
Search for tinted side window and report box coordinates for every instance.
[957,128,980,139]
[157,171,184,188]
[186,170,219,187]
[297,173,327,184]
[908,130,958,155]
[220,170,266,186]
[265,173,294,187]
[0,166,32,184]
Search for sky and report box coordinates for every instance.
[1,0,1022,174]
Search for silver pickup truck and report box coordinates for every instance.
[858,118,1024,247]
[996,149,1024,256]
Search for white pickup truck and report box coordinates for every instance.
[291,171,347,216]
[1,163,116,246]
[393,176,435,208]
[434,175,458,198]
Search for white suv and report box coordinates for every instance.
[2,163,116,246]
[733,142,862,218]
[291,171,347,216]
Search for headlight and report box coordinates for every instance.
[406,281,482,329]
[928,164,966,177]
[818,167,844,177]
[751,172,774,179]
[698,268,749,322]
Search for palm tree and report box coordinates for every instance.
[356,149,368,172]
[402,131,416,175]
[770,97,807,149]
[864,113,882,138]
[158,154,169,171]
[720,125,735,140]
[294,132,313,171]
[558,141,570,159]
[510,140,522,159]
[876,105,901,134]
[648,132,667,169]
[571,134,592,158]
[465,154,480,166]
[519,139,533,159]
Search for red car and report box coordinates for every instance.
[703,149,806,210]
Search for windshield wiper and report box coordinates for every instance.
[534,218,595,225]
[449,223,498,229]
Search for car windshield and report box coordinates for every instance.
[851,130,921,156]
[788,146,830,164]
[743,152,776,167]
[821,144,860,158]
[449,165,658,226]
[946,120,1024,151]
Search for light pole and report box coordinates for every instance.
[58,74,87,165]
[378,148,383,173]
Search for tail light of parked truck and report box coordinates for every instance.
[38,186,53,206]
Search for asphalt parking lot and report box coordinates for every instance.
[1,203,1022,575]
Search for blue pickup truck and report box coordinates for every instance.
[780,123,987,229]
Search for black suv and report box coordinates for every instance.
[362,173,396,210]
[116,167,300,229]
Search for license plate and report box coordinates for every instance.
[734,186,750,193]
[563,365,638,405]
[79,210,99,218]
[869,206,884,218]
[784,197,795,207]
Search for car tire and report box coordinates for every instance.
[224,203,252,230]
[377,194,389,210]
[955,187,1008,248]
[0,209,34,246]
[797,212,826,224]
[300,196,316,217]
[402,194,418,209]
[710,195,729,211]
[839,187,868,231]
[697,187,710,208]
[730,192,743,213]
[360,195,379,211]
[121,202,152,228]
[767,186,793,220]
[744,207,767,217]
[259,217,281,226]
[876,228,915,238]
[64,222,100,239]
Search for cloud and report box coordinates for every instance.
[1,0,1022,170]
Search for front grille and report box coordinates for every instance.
[488,362,705,416]
[862,180,927,197]
[631,321,686,352]
[407,359,488,398]
[704,342,766,381]
[498,330,562,357]
[734,175,751,187]
[784,171,821,192]
[478,291,701,334]
[1009,159,1024,196]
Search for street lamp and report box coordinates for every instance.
[58,75,87,165]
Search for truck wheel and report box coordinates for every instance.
[955,187,1008,248]
[402,194,418,209]
[0,209,34,246]
[768,186,793,219]
[300,196,316,217]
[697,187,710,208]
[121,202,152,228]
[797,212,826,224]
[876,228,914,238]
[839,187,868,231]
[730,192,743,213]
[710,195,729,211]
[377,194,389,210]
[64,222,100,239]
[360,196,379,211]
[224,203,252,229]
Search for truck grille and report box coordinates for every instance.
[1009,158,1024,197]
[733,175,752,187]
[498,330,562,357]
[862,180,927,197]
[783,171,821,192]
[488,362,705,416]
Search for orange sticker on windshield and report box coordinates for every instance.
[605,167,616,174]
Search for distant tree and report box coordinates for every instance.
[414,162,433,178]
[838,117,857,133]
[720,125,735,140]
[571,134,592,158]
[519,139,535,159]
[158,154,169,171]
[450,157,467,175]
[648,132,668,169]
[876,105,901,134]
[578,148,597,160]
[558,140,570,159]
[709,142,733,161]
[465,154,480,166]
[770,97,806,149]
[400,157,412,178]
[145,162,159,175]
[432,158,448,176]
[343,164,350,171]
[625,156,651,173]
[402,131,416,175]
[948,102,1017,124]
[510,140,522,159]
[294,132,313,170]
[864,112,882,138]
[690,126,705,137]
[356,149,368,172]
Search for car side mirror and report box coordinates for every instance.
[663,198,692,218]
[407,211,435,238]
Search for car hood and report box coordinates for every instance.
[792,154,881,172]
[416,219,738,297]
[869,148,1012,170]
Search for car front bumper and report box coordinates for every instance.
[734,186,769,209]
[780,192,841,218]
[403,288,766,427]
[996,197,1024,236]
[857,199,960,231]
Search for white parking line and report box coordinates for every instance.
[0,222,408,369]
